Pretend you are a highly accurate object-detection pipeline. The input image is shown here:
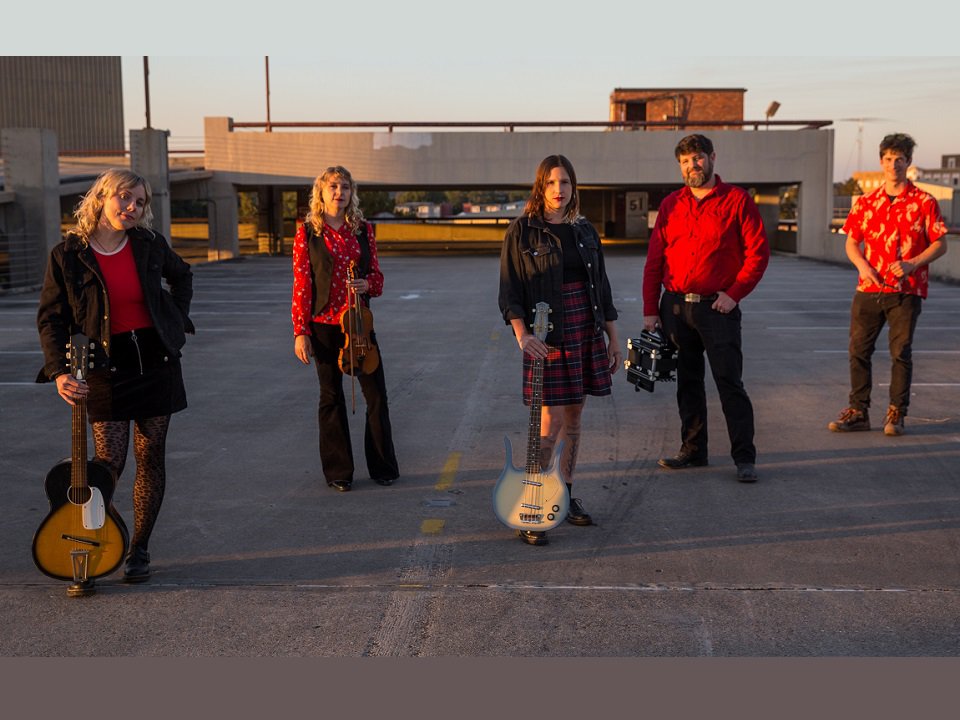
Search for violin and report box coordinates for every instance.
[338,261,380,378]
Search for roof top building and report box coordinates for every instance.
[608,88,746,130]
[0,57,124,155]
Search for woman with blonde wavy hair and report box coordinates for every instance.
[37,168,194,589]
[291,166,399,492]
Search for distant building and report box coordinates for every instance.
[917,154,960,187]
[394,201,451,219]
[848,169,958,225]
[852,168,922,193]
[459,200,524,216]
[0,57,124,155]
[608,88,746,129]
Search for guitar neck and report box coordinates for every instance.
[524,357,545,475]
[71,398,88,490]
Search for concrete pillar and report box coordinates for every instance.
[206,181,239,261]
[1,128,60,287]
[257,186,283,255]
[130,128,171,243]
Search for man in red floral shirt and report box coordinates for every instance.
[643,134,769,483]
[829,133,948,436]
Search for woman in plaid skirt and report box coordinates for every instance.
[498,155,621,546]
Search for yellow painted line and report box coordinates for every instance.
[420,519,445,535]
[435,452,461,491]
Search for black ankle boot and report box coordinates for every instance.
[123,545,151,583]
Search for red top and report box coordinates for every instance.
[93,239,153,334]
[842,181,948,298]
[291,220,384,335]
[643,176,770,316]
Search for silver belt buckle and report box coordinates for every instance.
[683,293,702,302]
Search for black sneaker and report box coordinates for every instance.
[517,530,548,546]
[123,545,151,583]
[828,407,870,432]
[657,452,708,469]
[736,463,758,483]
[566,498,593,526]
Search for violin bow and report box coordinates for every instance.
[346,262,358,414]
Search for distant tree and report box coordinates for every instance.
[238,192,258,222]
[360,190,395,217]
[834,178,863,196]
[779,185,798,221]
[395,190,446,204]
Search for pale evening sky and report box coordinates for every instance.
[8,1,960,183]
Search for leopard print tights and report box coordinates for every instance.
[91,415,170,551]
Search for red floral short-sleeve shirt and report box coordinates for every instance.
[842,181,948,298]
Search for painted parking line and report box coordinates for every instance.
[422,451,462,536]
[435,451,461,491]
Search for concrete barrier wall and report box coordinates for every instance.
[203,117,835,266]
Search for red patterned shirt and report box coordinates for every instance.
[842,181,948,298]
[642,176,769,316]
[291,220,384,335]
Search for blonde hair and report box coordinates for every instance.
[306,166,365,235]
[71,168,154,240]
[524,154,580,223]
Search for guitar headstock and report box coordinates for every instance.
[531,301,552,343]
[67,333,94,382]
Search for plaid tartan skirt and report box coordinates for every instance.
[522,281,612,406]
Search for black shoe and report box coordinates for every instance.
[123,545,151,583]
[517,530,548,546]
[373,476,396,486]
[327,480,352,492]
[566,498,593,526]
[658,452,708,470]
[736,463,758,483]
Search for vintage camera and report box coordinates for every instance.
[624,329,678,393]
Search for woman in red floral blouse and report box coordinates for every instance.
[292,166,399,492]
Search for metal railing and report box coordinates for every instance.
[231,119,833,133]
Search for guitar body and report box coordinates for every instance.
[32,458,128,581]
[32,333,129,585]
[493,437,569,531]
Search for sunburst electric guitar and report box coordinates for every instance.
[32,334,129,588]
[493,302,570,531]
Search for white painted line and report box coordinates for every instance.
[190,311,272,315]
[880,383,960,387]
[769,326,960,331]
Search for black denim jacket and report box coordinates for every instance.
[36,228,194,381]
[498,214,617,346]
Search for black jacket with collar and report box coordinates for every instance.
[498,214,617,346]
[36,227,194,381]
